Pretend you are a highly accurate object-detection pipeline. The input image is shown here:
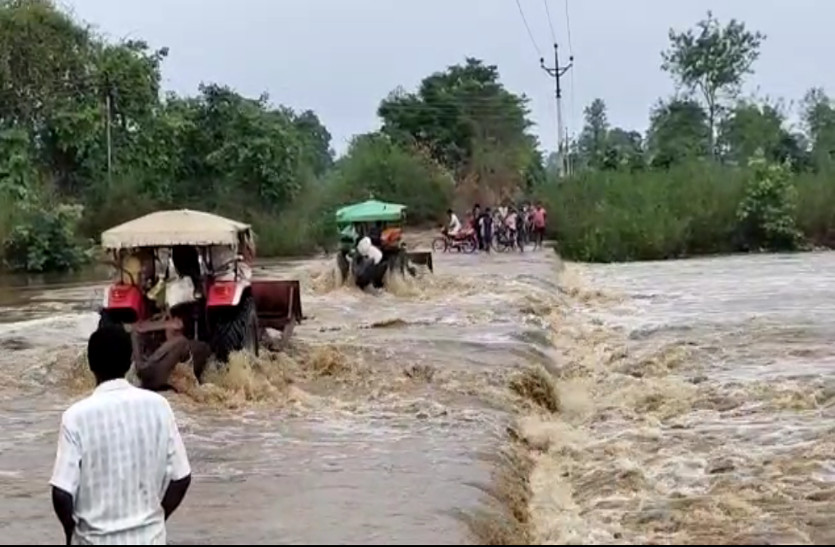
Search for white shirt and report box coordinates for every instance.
[448,213,461,235]
[505,212,517,229]
[356,236,383,265]
[50,379,191,545]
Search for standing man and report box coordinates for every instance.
[50,325,192,545]
[472,204,484,250]
[482,207,494,253]
[532,202,548,250]
[514,206,526,252]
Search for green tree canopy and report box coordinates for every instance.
[377,58,539,202]
[661,11,765,155]
[646,98,711,168]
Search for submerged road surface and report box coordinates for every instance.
[0,249,832,544]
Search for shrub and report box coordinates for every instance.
[735,153,803,251]
[3,202,92,272]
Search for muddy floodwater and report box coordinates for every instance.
[0,248,833,544]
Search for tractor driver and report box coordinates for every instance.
[121,248,155,289]
[171,246,201,285]
[368,220,384,248]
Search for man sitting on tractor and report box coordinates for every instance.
[121,248,156,290]
[354,236,387,289]
[368,220,384,248]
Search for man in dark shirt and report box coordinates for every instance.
[515,207,525,252]
[368,221,383,249]
[481,207,493,253]
[472,204,484,250]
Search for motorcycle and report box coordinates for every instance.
[431,227,478,254]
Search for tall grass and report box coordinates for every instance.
[538,162,834,262]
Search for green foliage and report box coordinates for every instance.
[735,153,802,251]
[0,0,336,270]
[537,157,825,262]
[661,11,765,152]
[0,126,94,273]
[575,99,644,171]
[378,58,539,202]
[577,98,609,167]
[646,98,711,168]
[163,84,309,210]
[537,162,745,262]
[802,88,835,169]
[4,2,835,271]
[3,202,91,272]
[328,133,454,224]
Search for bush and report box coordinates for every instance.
[249,188,339,257]
[537,159,831,262]
[246,133,456,258]
[329,134,454,225]
[793,168,835,246]
[3,202,92,272]
[537,162,745,262]
[736,153,802,251]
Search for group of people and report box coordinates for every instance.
[445,201,548,251]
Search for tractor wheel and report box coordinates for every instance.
[211,295,259,363]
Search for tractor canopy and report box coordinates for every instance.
[101,209,251,250]
[335,199,407,225]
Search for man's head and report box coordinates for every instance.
[87,325,133,384]
[447,209,453,217]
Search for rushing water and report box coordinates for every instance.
[0,248,832,545]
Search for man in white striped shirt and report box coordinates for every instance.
[50,325,192,545]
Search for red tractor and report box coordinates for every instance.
[98,209,303,361]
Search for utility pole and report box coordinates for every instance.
[540,43,573,178]
[105,86,113,188]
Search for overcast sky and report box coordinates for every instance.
[64,0,833,156]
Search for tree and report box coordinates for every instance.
[291,109,333,177]
[605,128,644,170]
[661,11,765,155]
[718,100,785,164]
[577,98,609,168]
[646,98,711,168]
[801,88,835,169]
[330,132,454,223]
[377,57,538,199]
[720,100,811,171]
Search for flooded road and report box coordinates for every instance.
[0,248,833,544]
[526,252,834,544]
